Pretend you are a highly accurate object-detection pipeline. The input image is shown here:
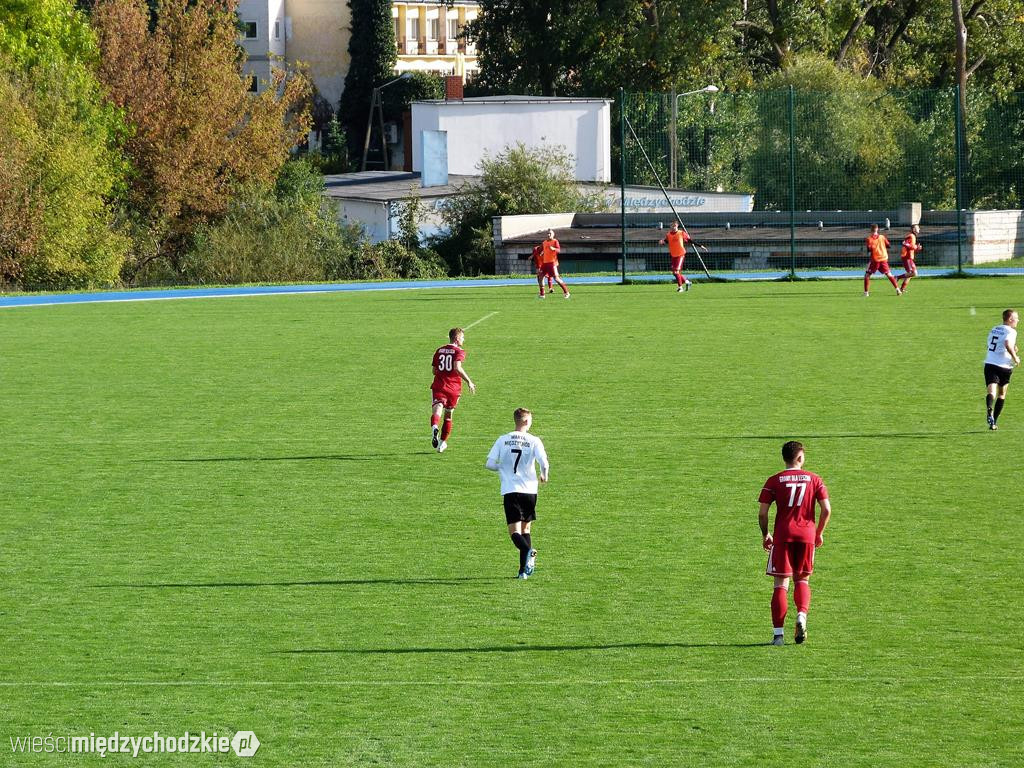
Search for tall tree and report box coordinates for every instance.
[337,0,396,160]
[470,0,736,97]
[0,0,131,289]
[90,0,311,278]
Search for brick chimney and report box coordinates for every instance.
[445,75,464,100]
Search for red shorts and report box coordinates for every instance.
[865,259,892,275]
[766,541,815,577]
[539,262,558,278]
[670,256,685,272]
[901,257,917,274]
[431,388,460,410]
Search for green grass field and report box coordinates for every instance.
[2,279,1022,767]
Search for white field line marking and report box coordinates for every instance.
[0,675,1021,688]
[464,311,498,330]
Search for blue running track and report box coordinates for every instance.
[1,268,1021,309]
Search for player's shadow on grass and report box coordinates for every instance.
[91,577,504,589]
[143,453,433,463]
[274,641,765,655]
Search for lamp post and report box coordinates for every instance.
[669,84,719,188]
[361,72,413,172]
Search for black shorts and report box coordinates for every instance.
[503,493,537,524]
[985,363,1013,387]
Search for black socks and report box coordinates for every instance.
[510,532,530,572]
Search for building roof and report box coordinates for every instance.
[322,171,477,203]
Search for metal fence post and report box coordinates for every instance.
[620,88,627,283]
[953,86,964,274]
[788,86,796,280]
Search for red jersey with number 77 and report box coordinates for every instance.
[431,344,466,394]
[758,470,828,543]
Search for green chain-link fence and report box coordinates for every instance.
[616,87,1024,280]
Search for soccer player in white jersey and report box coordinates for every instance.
[485,408,549,579]
[984,308,1020,430]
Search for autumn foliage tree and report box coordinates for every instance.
[90,0,311,280]
[0,0,130,289]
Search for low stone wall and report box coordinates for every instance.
[968,210,1024,264]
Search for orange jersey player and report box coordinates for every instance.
[659,221,692,292]
[897,224,922,293]
[538,230,570,299]
[532,244,553,294]
[863,224,902,297]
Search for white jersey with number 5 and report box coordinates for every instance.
[985,324,1018,368]
[485,431,549,495]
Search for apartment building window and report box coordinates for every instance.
[242,21,257,39]
[248,75,258,93]
[427,18,439,41]
[406,17,419,40]
[447,18,458,40]
[274,20,280,40]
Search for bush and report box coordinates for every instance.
[180,159,448,285]
[181,161,363,284]
[353,240,449,281]
[0,0,131,291]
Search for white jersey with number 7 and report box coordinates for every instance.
[486,431,549,495]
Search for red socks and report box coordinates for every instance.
[430,414,440,429]
[675,273,684,287]
[441,418,453,441]
[886,273,899,289]
[863,274,871,292]
[771,587,788,629]
[794,580,811,613]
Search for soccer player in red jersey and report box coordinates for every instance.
[538,230,570,299]
[897,224,922,293]
[430,327,475,453]
[532,244,553,295]
[758,441,832,646]
[659,221,692,292]
[864,223,902,297]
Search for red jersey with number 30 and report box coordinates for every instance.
[431,344,466,393]
[758,470,828,543]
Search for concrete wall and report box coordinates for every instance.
[333,199,389,242]
[385,199,448,243]
[411,99,613,181]
[288,0,351,106]
[967,210,1024,264]
[494,214,576,243]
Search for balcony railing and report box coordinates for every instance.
[395,37,476,56]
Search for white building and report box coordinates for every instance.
[411,96,614,182]
[236,0,288,94]
[235,0,480,107]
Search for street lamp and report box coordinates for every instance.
[669,84,719,188]
[361,72,413,172]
